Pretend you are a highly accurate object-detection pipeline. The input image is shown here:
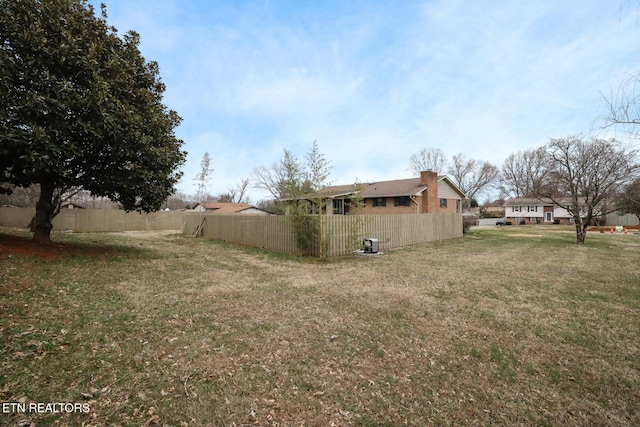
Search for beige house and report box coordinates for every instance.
[481,201,505,217]
[190,202,270,215]
[316,171,467,215]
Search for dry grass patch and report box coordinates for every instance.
[1,226,639,426]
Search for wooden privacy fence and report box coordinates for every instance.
[0,207,462,256]
[0,207,185,232]
[323,213,463,256]
[183,213,298,253]
[183,212,463,257]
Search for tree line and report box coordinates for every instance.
[407,137,639,244]
[247,135,639,245]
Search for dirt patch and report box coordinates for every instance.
[0,232,113,262]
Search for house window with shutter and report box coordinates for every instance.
[373,197,386,207]
[394,196,410,207]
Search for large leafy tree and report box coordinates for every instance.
[0,0,186,243]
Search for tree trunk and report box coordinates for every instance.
[575,220,587,244]
[32,182,56,244]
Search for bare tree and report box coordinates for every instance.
[164,190,191,210]
[0,184,90,208]
[251,163,285,201]
[220,178,251,203]
[602,72,640,136]
[251,142,333,200]
[447,154,499,208]
[536,135,638,244]
[408,147,447,175]
[251,149,303,201]
[616,178,640,221]
[499,147,548,199]
[0,184,40,207]
[194,152,214,203]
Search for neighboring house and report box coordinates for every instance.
[482,201,505,217]
[314,171,467,215]
[60,201,85,209]
[190,202,270,215]
[504,198,602,225]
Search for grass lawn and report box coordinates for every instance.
[1,225,639,426]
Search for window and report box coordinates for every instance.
[372,197,386,207]
[512,206,521,212]
[394,196,410,207]
[332,199,344,215]
[440,198,448,208]
[527,206,538,212]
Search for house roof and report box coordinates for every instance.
[318,176,466,199]
[503,198,549,206]
[483,201,505,208]
[319,178,426,198]
[504,197,596,207]
[195,202,268,214]
[61,201,86,209]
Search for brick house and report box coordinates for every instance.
[315,171,466,215]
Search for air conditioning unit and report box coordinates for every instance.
[363,238,379,254]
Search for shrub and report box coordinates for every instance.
[463,217,476,233]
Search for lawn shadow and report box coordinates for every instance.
[0,229,150,262]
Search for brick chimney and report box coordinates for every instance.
[420,170,439,213]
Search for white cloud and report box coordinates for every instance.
[95,0,640,202]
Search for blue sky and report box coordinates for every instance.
[91,0,640,202]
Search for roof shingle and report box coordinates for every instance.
[318,178,427,198]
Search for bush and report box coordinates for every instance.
[520,220,526,225]
[462,217,475,233]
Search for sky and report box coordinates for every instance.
[89,0,640,202]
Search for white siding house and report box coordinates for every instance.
[504,198,579,224]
